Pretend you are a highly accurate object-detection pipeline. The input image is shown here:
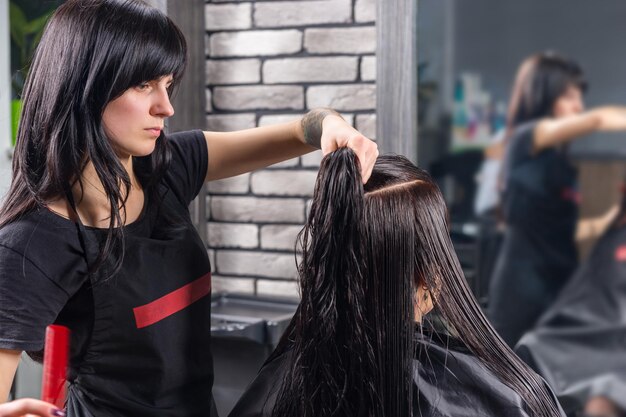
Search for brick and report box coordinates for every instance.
[254,0,351,28]
[211,196,305,223]
[307,84,376,111]
[211,275,255,294]
[257,279,300,298]
[261,225,304,250]
[305,27,376,54]
[356,113,377,139]
[207,173,250,194]
[208,222,259,249]
[206,113,257,131]
[355,0,376,23]
[206,89,213,112]
[206,59,261,85]
[216,250,298,279]
[301,151,323,167]
[263,57,358,84]
[360,55,376,81]
[205,4,252,31]
[209,30,302,57]
[251,170,316,196]
[258,114,302,127]
[214,86,304,111]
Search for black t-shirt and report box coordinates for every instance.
[0,130,215,416]
[500,120,579,269]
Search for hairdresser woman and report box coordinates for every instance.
[0,1,377,416]
[488,52,626,348]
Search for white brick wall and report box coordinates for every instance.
[205,0,377,297]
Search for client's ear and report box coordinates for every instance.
[414,285,434,323]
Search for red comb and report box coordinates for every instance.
[41,325,70,408]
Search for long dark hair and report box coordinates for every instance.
[507,51,587,130]
[270,149,562,417]
[0,0,187,276]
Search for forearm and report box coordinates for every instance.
[575,204,619,242]
[0,349,21,402]
[595,106,626,131]
[205,120,311,181]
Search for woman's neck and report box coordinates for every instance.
[47,156,144,228]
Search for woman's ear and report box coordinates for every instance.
[414,285,434,323]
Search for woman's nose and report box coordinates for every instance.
[152,89,175,118]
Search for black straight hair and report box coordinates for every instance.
[507,51,587,130]
[270,148,562,417]
[0,0,187,277]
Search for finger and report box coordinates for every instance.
[345,136,378,183]
[360,146,379,183]
[0,398,63,417]
[320,133,338,156]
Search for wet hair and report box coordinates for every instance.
[270,148,562,417]
[0,0,187,276]
[507,51,587,129]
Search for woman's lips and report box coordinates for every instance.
[145,128,162,136]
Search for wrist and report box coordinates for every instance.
[301,108,343,149]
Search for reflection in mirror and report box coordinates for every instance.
[419,1,626,415]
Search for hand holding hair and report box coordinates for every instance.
[301,108,378,183]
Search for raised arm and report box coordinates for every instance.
[534,106,626,152]
[203,109,378,183]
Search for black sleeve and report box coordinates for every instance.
[507,121,539,167]
[0,245,71,351]
[165,130,208,206]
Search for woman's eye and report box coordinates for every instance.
[136,82,151,91]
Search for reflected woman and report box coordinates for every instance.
[488,52,626,347]
[229,149,564,417]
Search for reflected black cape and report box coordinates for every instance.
[517,225,626,414]
[230,329,561,417]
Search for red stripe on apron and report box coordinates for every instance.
[615,245,626,262]
[133,272,212,328]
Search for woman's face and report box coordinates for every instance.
[552,85,585,118]
[102,75,175,158]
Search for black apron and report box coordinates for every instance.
[489,122,579,347]
[517,224,626,414]
[60,187,217,416]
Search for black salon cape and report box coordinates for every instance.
[517,224,626,414]
[0,131,216,416]
[229,330,564,417]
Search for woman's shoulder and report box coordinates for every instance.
[0,207,83,270]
